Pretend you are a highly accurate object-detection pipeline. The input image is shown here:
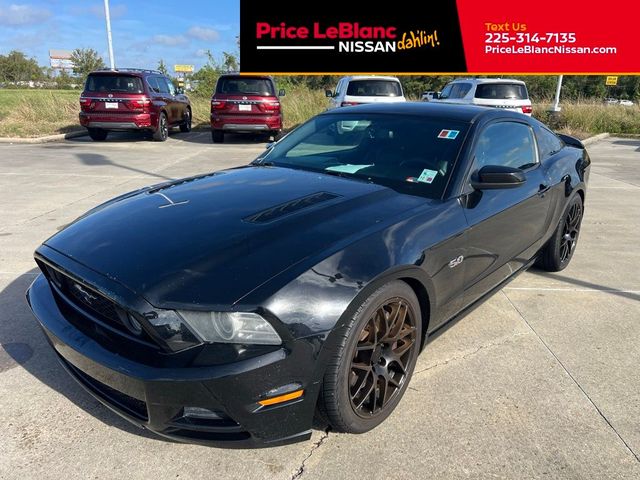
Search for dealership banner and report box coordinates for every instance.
[240,0,638,74]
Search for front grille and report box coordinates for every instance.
[63,357,148,421]
[48,267,129,334]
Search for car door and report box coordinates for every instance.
[162,77,181,124]
[460,120,553,308]
[155,76,175,123]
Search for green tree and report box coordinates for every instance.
[157,59,168,74]
[221,52,238,73]
[0,50,43,82]
[70,48,105,81]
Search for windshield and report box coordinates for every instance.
[255,113,468,199]
[85,75,144,94]
[216,77,275,96]
[475,83,528,100]
[346,80,403,97]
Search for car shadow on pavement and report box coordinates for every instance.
[527,267,640,302]
[0,271,167,442]
[74,152,174,181]
[177,130,271,146]
[612,138,640,152]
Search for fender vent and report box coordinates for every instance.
[244,192,340,223]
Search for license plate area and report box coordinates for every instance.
[238,104,252,112]
[104,102,119,109]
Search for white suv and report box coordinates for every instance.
[431,78,533,116]
[326,76,406,108]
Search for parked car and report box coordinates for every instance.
[431,78,533,116]
[604,97,619,105]
[619,99,634,107]
[28,103,589,447]
[421,90,438,102]
[79,69,191,142]
[326,75,406,108]
[210,74,285,143]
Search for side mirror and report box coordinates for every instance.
[432,92,441,100]
[265,142,275,150]
[325,89,334,98]
[278,89,286,97]
[471,165,526,190]
[175,87,184,95]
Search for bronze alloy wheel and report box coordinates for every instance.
[348,298,417,417]
[560,201,582,264]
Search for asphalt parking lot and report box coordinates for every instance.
[0,132,639,479]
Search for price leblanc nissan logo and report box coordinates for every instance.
[255,22,441,54]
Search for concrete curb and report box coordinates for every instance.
[0,130,88,144]
[582,132,610,146]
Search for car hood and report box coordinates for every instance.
[45,166,426,308]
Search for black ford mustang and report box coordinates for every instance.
[27,103,589,447]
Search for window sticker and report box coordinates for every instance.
[326,164,372,174]
[438,129,460,140]
[407,169,438,184]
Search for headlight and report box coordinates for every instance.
[177,311,282,345]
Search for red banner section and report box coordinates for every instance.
[456,0,639,73]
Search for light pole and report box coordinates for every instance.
[103,0,116,70]
[550,75,563,112]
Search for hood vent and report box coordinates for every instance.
[244,192,340,224]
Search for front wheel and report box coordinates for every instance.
[319,281,422,433]
[538,194,584,272]
[179,109,192,133]
[87,128,108,141]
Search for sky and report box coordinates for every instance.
[0,0,240,71]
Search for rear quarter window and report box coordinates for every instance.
[475,83,529,100]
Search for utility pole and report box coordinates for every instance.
[103,0,116,70]
[550,75,563,112]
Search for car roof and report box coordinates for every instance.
[218,73,273,80]
[339,75,401,82]
[320,101,530,124]
[89,68,161,77]
[448,77,526,85]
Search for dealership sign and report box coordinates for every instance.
[174,64,194,73]
[239,0,639,73]
[49,49,74,70]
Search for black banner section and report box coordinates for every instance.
[240,0,467,73]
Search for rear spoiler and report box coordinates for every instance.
[557,133,585,149]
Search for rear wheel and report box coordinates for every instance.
[212,130,224,143]
[538,194,583,272]
[180,108,192,133]
[87,128,108,141]
[153,112,169,142]
[319,281,421,433]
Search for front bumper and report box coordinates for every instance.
[26,274,319,447]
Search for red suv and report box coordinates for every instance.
[79,69,191,142]
[210,74,284,143]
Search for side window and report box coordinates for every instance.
[536,126,565,160]
[147,77,160,94]
[474,122,538,171]
[336,79,344,97]
[439,83,454,99]
[450,82,472,99]
[157,77,170,94]
[164,77,176,96]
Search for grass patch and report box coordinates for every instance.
[0,88,637,140]
[0,89,80,137]
[534,102,640,139]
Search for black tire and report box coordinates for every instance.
[153,112,169,142]
[212,130,224,143]
[538,194,584,272]
[179,108,192,133]
[87,128,108,141]
[319,281,422,433]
